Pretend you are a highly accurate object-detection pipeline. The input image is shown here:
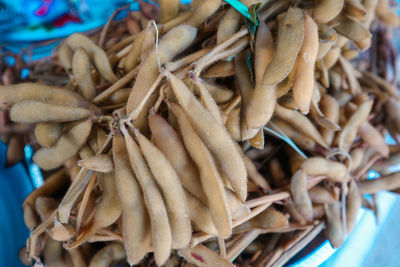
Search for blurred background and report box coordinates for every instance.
[0,0,399,266]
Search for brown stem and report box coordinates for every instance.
[75,173,97,232]
[97,228,123,241]
[127,72,163,120]
[107,34,138,54]
[94,67,138,104]
[218,237,227,258]
[193,37,249,76]
[58,169,92,223]
[232,202,272,228]
[99,5,130,48]
[223,95,241,122]
[0,123,34,135]
[162,11,192,32]
[227,229,261,262]
[58,135,112,223]
[28,210,57,259]
[165,48,211,72]
[270,222,324,267]
[246,176,326,208]
[192,28,249,76]
[246,192,290,209]
[116,42,134,59]
[354,153,382,180]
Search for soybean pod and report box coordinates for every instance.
[170,103,232,238]
[121,128,171,265]
[166,71,247,201]
[135,129,191,249]
[112,134,151,265]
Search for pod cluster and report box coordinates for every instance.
[4,0,400,266]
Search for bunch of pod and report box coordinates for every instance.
[4,0,400,266]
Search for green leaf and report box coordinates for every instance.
[246,50,255,85]
[245,18,258,38]
[263,124,308,159]
[224,0,259,26]
[248,2,261,25]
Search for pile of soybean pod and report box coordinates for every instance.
[4,0,400,266]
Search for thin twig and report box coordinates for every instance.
[253,233,282,267]
[116,43,134,59]
[265,247,284,267]
[97,228,123,241]
[246,192,290,209]
[94,67,138,104]
[87,235,123,243]
[58,169,92,223]
[127,72,163,120]
[174,65,191,79]
[258,224,312,235]
[108,34,138,54]
[191,233,215,247]
[354,153,382,180]
[218,237,227,258]
[67,220,95,249]
[227,229,261,262]
[192,203,271,247]
[99,5,130,48]
[192,28,249,75]
[0,123,33,135]
[246,176,326,208]
[100,103,126,111]
[271,222,325,267]
[165,48,211,72]
[232,202,272,228]
[223,95,241,118]
[29,211,57,259]
[259,0,291,21]
[76,173,97,232]
[84,206,96,226]
[58,135,112,223]
[194,37,249,76]
[162,10,192,32]
[153,84,168,112]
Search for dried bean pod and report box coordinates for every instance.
[302,157,349,183]
[88,243,126,267]
[35,122,62,148]
[0,83,94,110]
[324,202,344,248]
[149,113,207,202]
[358,172,400,194]
[72,48,95,100]
[290,170,313,221]
[346,180,362,233]
[93,172,122,228]
[167,71,247,201]
[312,0,344,23]
[10,100,91,123]
[57,43,73,72]
[78,155,113,173]
[121,130,171,265]
[33,120,92,170]
[263,8,304,85]
[65,33,118,82]
[126,24,197,113]
[113,134,151,265]
[135,130,191,248]
[170,103,232,238]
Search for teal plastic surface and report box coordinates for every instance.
[0,142,34,267]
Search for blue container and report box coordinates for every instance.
[0,142,36,267]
